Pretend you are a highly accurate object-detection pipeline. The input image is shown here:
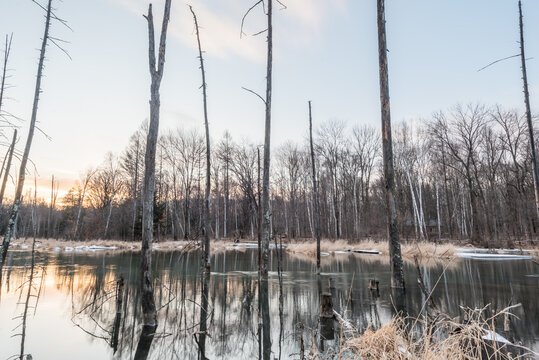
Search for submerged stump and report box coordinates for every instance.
[320,292,335,341]
[320,293,333,318]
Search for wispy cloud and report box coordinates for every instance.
[109,0,346,63]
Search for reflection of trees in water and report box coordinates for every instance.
[2,250,538,358]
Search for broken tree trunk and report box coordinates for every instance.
[140,0,172,327]
[518,0,539,222]
[376,0,405,289]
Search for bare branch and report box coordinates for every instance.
[240,0,263,38]
[241,86,266,104]
[251,28,268,37]
[477,54,520,72]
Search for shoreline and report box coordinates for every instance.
[8,237,539,260]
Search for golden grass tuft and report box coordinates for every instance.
[345,319,409,360]
[342,305,538,360]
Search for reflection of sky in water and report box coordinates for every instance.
[1,249,538,359]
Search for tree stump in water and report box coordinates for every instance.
[368,279,379,292]
[368,278,380,298]
[319,293,335,340]
[320,293,333,318]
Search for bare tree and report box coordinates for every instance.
[430,105,488,244]
[1,0,54,265]
[241,0,275,356]
[518,0,539,221]
[217,131,233,239]
[261,1,274,356]
[140,0,172,328]
[122,130,144,241]
[377,0,405,289]
[189,6,211,359]
[73,167,96,239]
[46,174,59,239]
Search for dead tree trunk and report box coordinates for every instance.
[377,0,405,289]
[1,0,53,266]
[518,0,539,222]
[189,6,211,359]
[189,5,211,273]
[261,1,273,357]
[309,101,322,274]
[0,129,16,206]
[140,0,172,327]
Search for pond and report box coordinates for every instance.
[0,248,538,359]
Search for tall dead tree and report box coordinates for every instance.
[140,0,172,327]
[261,1,273,357]
[241,1,275,357]
[189,5,211,273]
[377,0,405,289]
[189,6,211,359]
[309,101,321,274]
[1,0,53,266]
[518,0,539,221]
[0,129,16,206]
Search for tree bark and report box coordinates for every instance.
[377,0,405,289]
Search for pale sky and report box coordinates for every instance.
[0,0,538,198]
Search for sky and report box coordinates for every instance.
[0,0,538,199]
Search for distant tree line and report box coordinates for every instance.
[1,104,538,247]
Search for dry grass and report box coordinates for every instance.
[10,237,539,262]
[11,237,242,253]
[345,319,409,359]
[342,305,538,360]
[286,239,456,261]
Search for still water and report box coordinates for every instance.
[0,248,538,359]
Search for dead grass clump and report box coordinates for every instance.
[344,305,538,360]
[346,318,409,360]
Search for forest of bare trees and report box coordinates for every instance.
[1,105,537,248]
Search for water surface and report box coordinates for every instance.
[0,248,537,359]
